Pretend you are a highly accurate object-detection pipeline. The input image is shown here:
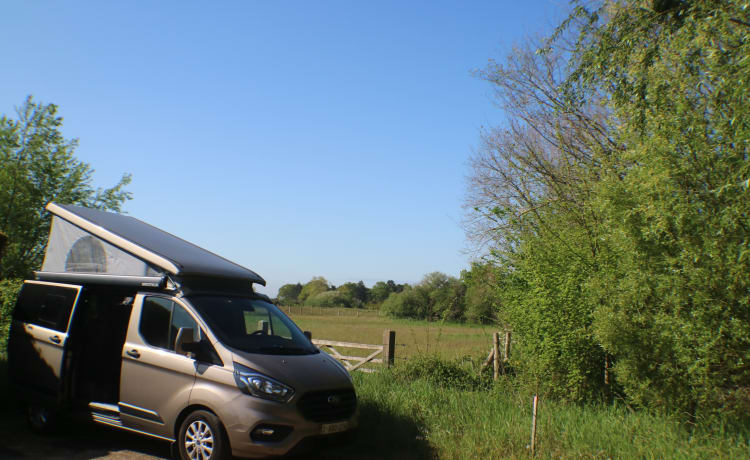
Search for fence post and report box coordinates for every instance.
[530,394,539,456]
[383,329,395,368]
[504,331,511,362]
[493,332,500,380]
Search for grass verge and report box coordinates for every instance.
[336,357,750,459]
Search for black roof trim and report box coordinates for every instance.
[35,272,167,289]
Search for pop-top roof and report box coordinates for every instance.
[45,203,266,285]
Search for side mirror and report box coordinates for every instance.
[175,327,196,356]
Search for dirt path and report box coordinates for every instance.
[0,411,413,460]
[0,421,172,459]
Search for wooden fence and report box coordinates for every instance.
[280,305,381,318]
[306,329,395,373]
[479,331,512,380]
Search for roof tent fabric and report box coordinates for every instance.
[42,203,266,285]
[42,216,163,277]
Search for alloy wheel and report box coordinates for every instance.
[184,419,214,460]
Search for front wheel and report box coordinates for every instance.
[177,410,229,460]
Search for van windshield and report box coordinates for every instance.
[186,296,318,355]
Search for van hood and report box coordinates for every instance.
[230,349,353,394]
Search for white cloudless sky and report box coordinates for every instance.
[1,1,562,296]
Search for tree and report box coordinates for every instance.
[380,272,467,321]
[464,37,615,401]
[277,283,303,305]
[558,0,750,416]
[307,290,354,309]
[337,281,368,307]
[381,286,430,319]
[298,276,331,304]
[0,231,7,272]
[0,96,132,279]
[462,263,499,324]
[370,280,405,304]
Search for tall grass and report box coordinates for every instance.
[335,356,750,459]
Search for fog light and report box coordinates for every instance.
[251,424,293,443]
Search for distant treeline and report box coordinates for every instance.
[275,263,496,324]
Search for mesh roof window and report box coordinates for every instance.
[65,236,107,273]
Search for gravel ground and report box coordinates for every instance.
[0,411,395,460]
[0,419,172,459]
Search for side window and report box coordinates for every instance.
[139,297,199,352]
[14,283,78,332]
[139,297,172,349]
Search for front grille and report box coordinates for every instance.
[296,389,357,423]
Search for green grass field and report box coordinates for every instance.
[286,310,499,362]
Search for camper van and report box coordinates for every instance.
[7,203,357,459]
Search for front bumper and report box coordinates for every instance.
[216,391,358,458]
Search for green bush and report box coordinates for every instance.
[495,219,607,403]
[380,287,429,319]
[391,354,489,391]
[0,279,22,358]
[306,290,358,309]
[462,263,499,324]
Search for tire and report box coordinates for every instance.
[177,410,229,460]
[27,403,57,434]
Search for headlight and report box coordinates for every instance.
[233,363,294,403]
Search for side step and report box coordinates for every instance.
[88,401,122,426]
[87,401,175,443]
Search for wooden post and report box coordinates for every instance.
[604,354,610,385]
[504,331,511,362]
[530,394,538,456]
[257,320,269,334]
[383,329,395,368]
[493,332,500,380]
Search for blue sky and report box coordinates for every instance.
[1,1,562,296]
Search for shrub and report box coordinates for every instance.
[391,354,489,391]
[0,279,22,358]
[380,287,429,319]
[496,222,606,403]
[306,290,359,308]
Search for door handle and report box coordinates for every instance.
[49,336,61,344]
[126,349,141,359]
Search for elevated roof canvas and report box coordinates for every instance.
[46,203,265,285]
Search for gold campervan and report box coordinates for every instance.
[7,203,357,459]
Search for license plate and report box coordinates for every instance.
[321,421,349,434]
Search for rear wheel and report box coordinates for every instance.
[177,410,229,460]
[27,403,57,434]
